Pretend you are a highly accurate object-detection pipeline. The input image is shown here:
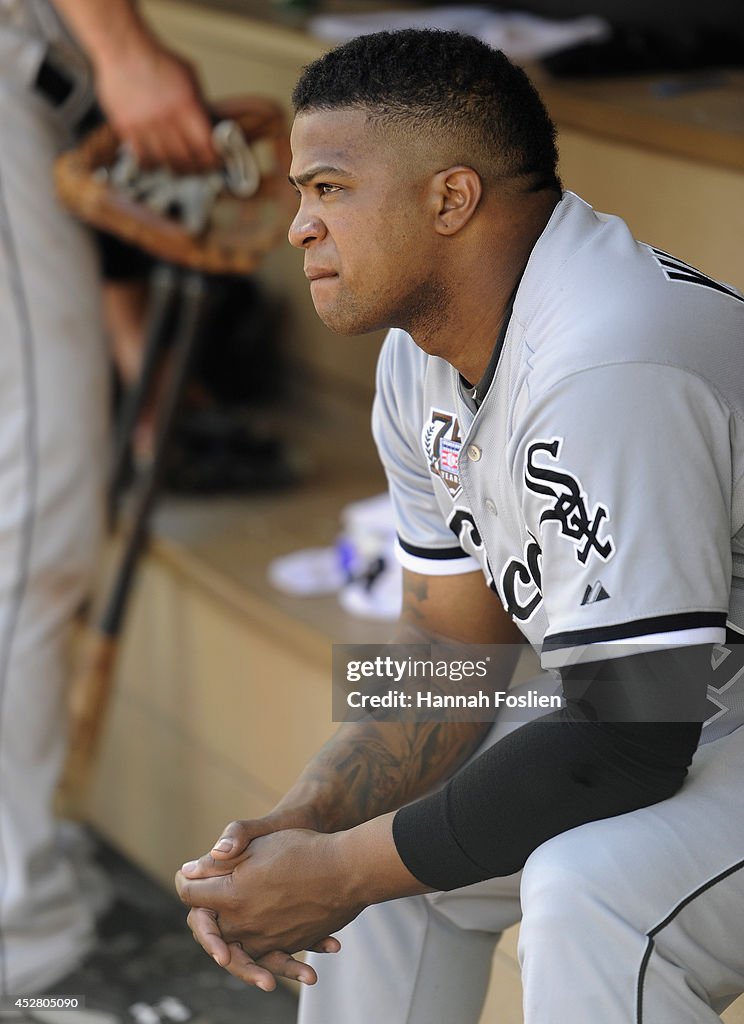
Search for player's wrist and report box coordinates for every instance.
[269,785,344,833]
[334,812,433,907]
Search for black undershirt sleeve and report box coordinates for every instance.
[392,645,711,891]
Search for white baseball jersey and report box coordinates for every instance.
[373,191,744,738]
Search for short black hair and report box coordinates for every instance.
[292,29,561,193]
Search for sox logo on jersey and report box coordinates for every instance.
[502,438,615,622]
[422,409,616,622]
[524,439,614,564]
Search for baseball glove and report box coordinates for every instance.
[54,96,294,275]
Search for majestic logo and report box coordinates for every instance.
[500,438,614,622]
[423,409,463,497]
[581,580,611,605]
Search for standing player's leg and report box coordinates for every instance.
[0,79,108,993]
[519,724,744,1023]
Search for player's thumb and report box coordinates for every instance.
[210,818,266,858]
[180,820,259,878]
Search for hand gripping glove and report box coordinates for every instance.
[54,96,294,275]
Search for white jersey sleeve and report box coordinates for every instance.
[372,330,479,576]
[511,361,731,668]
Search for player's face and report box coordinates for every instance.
[288,108,445,336]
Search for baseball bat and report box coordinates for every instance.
[56,268,209,819]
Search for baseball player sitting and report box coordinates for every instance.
[176,30,744,1024]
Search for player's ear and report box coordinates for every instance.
[431,166,482,236]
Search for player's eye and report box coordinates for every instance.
[317,183,341,196]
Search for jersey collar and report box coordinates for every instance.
[459,280,520,409]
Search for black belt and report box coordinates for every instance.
[34,53,100,137]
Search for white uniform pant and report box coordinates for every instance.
[0,68,107,993]
[299,677,744,1023]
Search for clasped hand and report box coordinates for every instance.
[175,824,358,990]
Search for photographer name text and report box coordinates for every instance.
[346,689,563,710]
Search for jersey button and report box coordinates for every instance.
[467,443,482,462]
[485,499,497,515]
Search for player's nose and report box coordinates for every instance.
[288,208,326,248]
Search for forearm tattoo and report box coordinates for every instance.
[297,574,491,831]
[305,717,486,831]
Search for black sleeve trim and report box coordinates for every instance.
[544,611,726,652]
[398,537,468,560]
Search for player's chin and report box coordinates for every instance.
[314,301,376,336]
